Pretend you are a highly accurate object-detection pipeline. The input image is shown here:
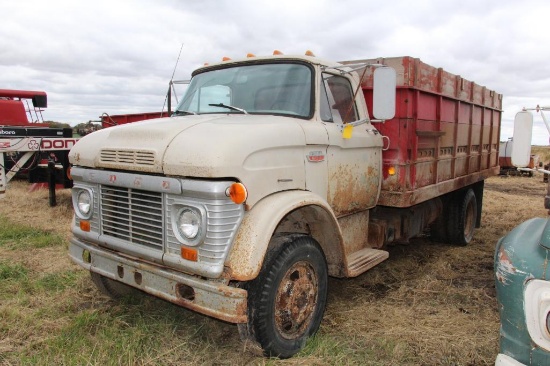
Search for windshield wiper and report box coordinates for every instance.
[208,103,248,114]
[172,110,197,116]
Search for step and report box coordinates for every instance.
[346,248,389,277]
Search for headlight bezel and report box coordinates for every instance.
[171,204,206,247]
[73,187,94,220]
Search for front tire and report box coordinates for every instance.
[241,235,328,358]
[90,272,139,299]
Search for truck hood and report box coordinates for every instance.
[70,115,218,171]
[69,114,308,204]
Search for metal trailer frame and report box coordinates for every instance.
[0,136,79,198]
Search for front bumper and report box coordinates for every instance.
[69,237,247,323]
[495,354,525,366]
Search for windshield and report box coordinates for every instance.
[175,63,313,118]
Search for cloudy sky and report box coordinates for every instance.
[2,0,550,144]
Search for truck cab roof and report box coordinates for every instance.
[192,53,343,76]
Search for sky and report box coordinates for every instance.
[2,0,550,145]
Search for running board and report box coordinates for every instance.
[346,248,389,277]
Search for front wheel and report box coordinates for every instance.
[240,235,328,358]
[90,272,139,299]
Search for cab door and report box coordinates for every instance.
[321,72,382,217]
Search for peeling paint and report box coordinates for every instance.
[496,247,516,285]
[496,247,533,285]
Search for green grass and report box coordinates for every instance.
[0,260,28,281]
[14,297,237,365]
[0,215,65,249]
[35,271,80,292]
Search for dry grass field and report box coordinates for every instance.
[1,148,550,365]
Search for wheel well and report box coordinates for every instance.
[472,180,484,228]
[272,205,344,277]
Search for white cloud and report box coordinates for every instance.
[1,0,550,144]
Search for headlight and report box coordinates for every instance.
[74,189,93,219]
[177,208,201,240]
[525,279,550,351]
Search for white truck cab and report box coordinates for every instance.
[69,53,396,358]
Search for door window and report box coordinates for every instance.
[321,74,358,123]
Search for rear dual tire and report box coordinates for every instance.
[431,188,478,245]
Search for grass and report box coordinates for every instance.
[0,260,28,281]
[0,217,65,250]
[0,174,548,365]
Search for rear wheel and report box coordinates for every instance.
[430,207,448,243]
[90,272,139,299]
[447,189,477,245]
[239,235,328,358]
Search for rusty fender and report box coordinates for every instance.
[226,190,344,281]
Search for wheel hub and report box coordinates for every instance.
[274,261,318,339]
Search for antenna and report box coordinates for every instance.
[161,43,184,116]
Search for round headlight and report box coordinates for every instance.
[177,209,200,239]
[77,190,92,216]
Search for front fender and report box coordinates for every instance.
[226,190,343,281]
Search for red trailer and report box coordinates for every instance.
[346,56,501,207]
[100,111,168,129]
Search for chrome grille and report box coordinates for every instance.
[100,149,155,166]
[100,186,163,249]
[202,202,243,263]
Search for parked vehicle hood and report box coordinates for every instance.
[69,114,308,204]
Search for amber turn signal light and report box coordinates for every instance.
[80,220,91,232]
[226,183,247,204]
[181,247,198,261]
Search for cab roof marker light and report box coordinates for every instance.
[247,53,256,58]
[273,50,284,55]
[222,56,231,61]
[305,50,316,57]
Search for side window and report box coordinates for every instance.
[320,73,358,123]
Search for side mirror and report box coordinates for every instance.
[373,67,396,120]
[511,111,533,167]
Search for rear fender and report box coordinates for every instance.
[226,190,344,280]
